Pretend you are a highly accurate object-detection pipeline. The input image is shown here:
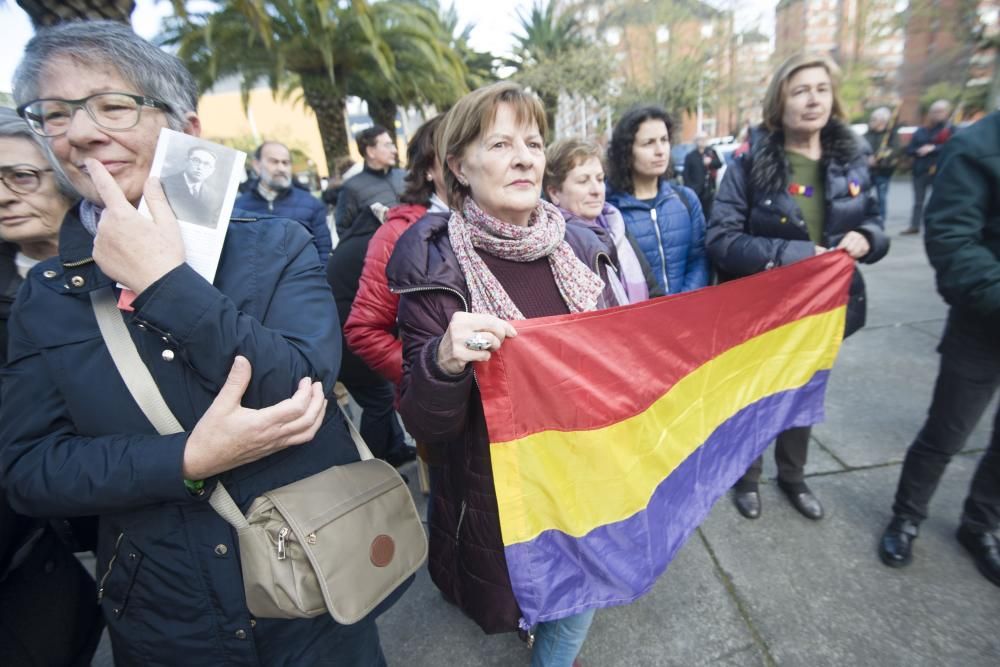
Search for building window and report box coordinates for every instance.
[701,23,714,39]
[656,26,670,43]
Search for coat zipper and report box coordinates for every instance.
[96,531,125,603]
[648,208,670,292]
[455,500,467,541]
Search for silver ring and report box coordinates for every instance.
[464,333,492,351]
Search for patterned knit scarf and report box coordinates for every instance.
[447,198,606,320]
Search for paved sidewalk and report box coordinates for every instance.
[91,179,999,665]
[376,178,999,666]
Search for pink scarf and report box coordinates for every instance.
[447,198,605,320]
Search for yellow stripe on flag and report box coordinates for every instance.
[491,306,846,546]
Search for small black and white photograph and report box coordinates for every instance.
[156,133,236,229]
[141,129,245,284]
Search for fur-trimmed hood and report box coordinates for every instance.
[749,119,866,194]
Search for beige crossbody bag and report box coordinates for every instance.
[91,289,427,625]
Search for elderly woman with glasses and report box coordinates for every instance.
[1,21,393,666]
[0,107,107,667]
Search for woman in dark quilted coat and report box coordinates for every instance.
[387,82,623,667]
[707,53,889,523]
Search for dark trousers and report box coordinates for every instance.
[342,378,407,460]
[909,171,934,232]
[873,174,891,221]
[892,312,1000,532]
[338,348,408,461]
[736,425,812,489]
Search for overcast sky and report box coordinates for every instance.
[1,0,777,94]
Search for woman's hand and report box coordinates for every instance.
[813,245,830,256]
[182,356,327,480]
[836,231,871,259]
[86,158,186,294]
[436,312,518,375]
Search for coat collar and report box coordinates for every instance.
[52,203,113,293]
[749,119,863,194]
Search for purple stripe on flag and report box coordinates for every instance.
[506,370,830,626]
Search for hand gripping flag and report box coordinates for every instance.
[476,251,854,628]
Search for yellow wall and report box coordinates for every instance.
[197,87,344,176]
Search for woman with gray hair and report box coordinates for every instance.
[0,106,106,667]
[1,21,394,665]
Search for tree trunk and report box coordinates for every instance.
[301,75,350,178]
[16,0,135,27]
[366,97,399,145]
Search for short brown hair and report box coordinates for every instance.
[761,53,846,132]
[438,81,548,209]
[543,138,604,196]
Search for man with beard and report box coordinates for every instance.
[235,141,332,263]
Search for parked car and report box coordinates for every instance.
[712,142,740,189]
[670,142,695,184]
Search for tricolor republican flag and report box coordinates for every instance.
[476,251,854,627]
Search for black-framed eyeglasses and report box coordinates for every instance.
[16,92,172,138]
[0,165,54,195]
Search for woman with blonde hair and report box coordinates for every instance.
[387,81,624,666]
[707,53,889,522]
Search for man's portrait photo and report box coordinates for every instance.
[160,145,225,228]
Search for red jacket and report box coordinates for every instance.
[343,203,429,385]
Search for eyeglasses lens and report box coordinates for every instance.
[0,168,42,194]
[25,93,142,137]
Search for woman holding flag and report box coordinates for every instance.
[706,53,889,521]
[387,82,623,666]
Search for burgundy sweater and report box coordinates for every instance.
[477,251,570,318]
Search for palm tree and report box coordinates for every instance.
[345,0,468,142]
[160,1,390,169]
[437,1,498,93]
[508,0,585,134]
[160,0,468,168]
[14,0,135,26]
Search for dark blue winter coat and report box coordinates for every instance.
[706,120,889,336]
[605,181,709,294]
[0,206,388,666]
[235,181,333,263]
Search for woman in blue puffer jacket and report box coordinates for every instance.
[605,106,709,295]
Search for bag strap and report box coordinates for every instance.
[91,288,376,529]
[90,289,248,529]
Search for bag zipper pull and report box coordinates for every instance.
[277,526,289,560]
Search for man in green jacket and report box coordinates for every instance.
[878,111,1000,586]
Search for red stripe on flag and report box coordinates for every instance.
[477,251,853,443]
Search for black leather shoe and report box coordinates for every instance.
[956,525,1000,587]
[779,483,824,520]
[879,516,918,568]
[732,490,761,519]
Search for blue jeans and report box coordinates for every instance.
[531,609,596,667]
[873,174,891,221]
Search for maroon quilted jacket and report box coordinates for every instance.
[385,212,621,634]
